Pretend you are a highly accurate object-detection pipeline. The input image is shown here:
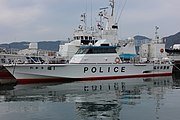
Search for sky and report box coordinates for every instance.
[0,0,179,43]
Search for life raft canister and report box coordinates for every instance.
[115,57,120,63]
[160,48,164,53]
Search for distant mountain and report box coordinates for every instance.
[133,35,151,54]
[163,32,180,48]
[134,32,180,49]
[0,40,67,51]
[38,41,62,51]
[0,42,29,50]
[134,35,150,41]
[0,32,179,51]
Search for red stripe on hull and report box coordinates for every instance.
[16,78,76,85]
[0,72,15,79]
[81,73,172,81]
[16,72,172,85]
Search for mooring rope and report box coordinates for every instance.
[173,64,180,71]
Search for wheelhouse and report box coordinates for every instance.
[73,36,98,45]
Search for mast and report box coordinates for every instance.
[80,13,87,30]
[94,0,119,45]
[154,26,162,43]
[109,0,115,16]
[155,26,159,40]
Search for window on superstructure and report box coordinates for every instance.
[87,49,93,54]
[164,66,166,69]
[89,47,116,54]
[1,59,5,63]
[30,67,33,69]
[157,66,159,69]
[76,48,89,54]
[53,66,56,70]
[154,66,156,69]
[47,66,56,70]
[85,36,88,40]
[48,66,52,70]
[76,47,116,54]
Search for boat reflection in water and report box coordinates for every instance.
[0,76,179,120]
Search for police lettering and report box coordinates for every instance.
[84,66,126,73]
[121,67,125,72]
[91,67,97,73]
[114,67,118,72]
[84,67,88,73]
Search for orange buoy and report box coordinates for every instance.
[160,48,164,53]
[115,57,120,63]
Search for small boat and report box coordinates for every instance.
[0,53,46,79]
[0,42,62,80]
[165,44,180,72]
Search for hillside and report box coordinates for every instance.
[0,32,179,51]
[134,32,180,48]
[163,32,180,48]
[134,35,150,41]
[0,40,66,52]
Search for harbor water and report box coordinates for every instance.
[0,74,180,120]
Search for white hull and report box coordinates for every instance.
[4,63,173,84]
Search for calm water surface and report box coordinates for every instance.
[0,74,180,120]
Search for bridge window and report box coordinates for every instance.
[76,47,116,54]
[164,66,166,69]
[85,36,88,40]
[81,36,84,40]
[48,66,52,70]
[47,66,56,70]
[30,67,33,69]
[154,66,156,69]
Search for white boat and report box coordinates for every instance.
[0,42,57,80]
[3,0,173,84]
[166,44,180,61]
[139,26,170,62]
[165,44,180,71]
[4,40,173,84]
